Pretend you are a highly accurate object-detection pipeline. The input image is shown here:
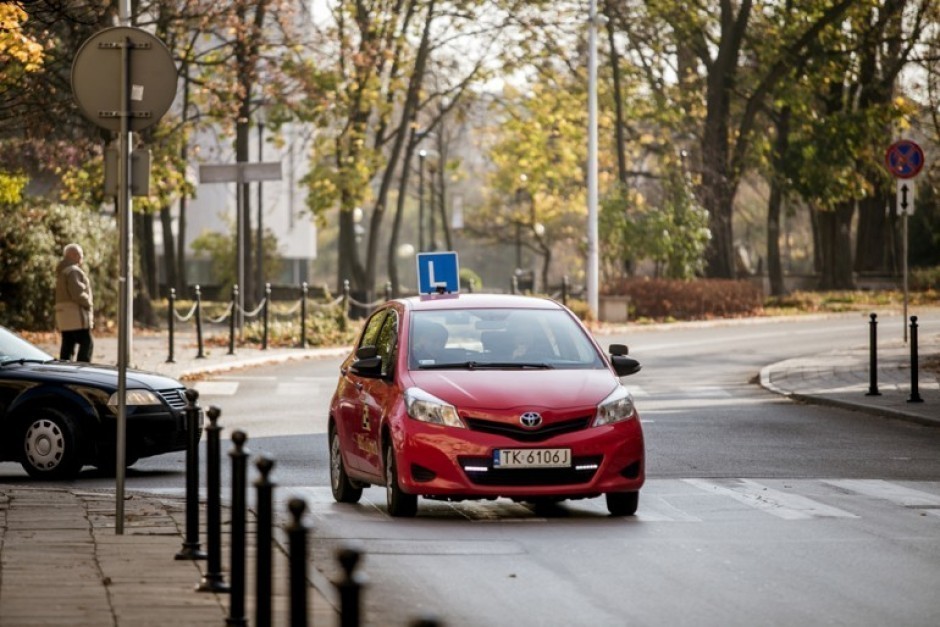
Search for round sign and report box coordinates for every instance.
[71,27,178,132]
[885,140,925,179]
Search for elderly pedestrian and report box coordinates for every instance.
[55,242,94,362]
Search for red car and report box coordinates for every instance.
[328,293,644,517]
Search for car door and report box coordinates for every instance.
[357,308,400,477]
[335,309,388,473]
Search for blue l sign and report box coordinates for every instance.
[416,251,460,294]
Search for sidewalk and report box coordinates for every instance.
[1,331,346,627]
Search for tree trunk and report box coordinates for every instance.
[767,107,791,296]
[816,201,856,290]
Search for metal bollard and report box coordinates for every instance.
[511,275,518,295]
[385,281,393,301]
[343,279,351,318]
[175,389,206,561]
[195,285,206,359]
[866,313,881,396]
[262,283,271,350]
[227,430,249,626]
[562,275,569,306]
[287,498,309,627]
[197,406,229,593]
[254,457,275,627]
[300,282,308,349]
[167,287,176,363]
[909,316,924,403]
[337,545,365,627]
[229,284,238,356]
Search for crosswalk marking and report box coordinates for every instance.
[824,479,940,516]
[193,381,240,396]
[683,478,859,520]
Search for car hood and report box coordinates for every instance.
[408,369,618,411]
[13,361,183,390]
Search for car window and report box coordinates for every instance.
[359,309,388,350]
[375,310,398,377]
[0,327,53,362]
[409,308,604,369]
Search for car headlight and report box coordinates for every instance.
[592,385,636,427]
[108,389,162,408]
[404,387,465,428]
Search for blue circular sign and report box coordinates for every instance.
[885,140,925,179]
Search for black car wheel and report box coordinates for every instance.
[606,491,639,516]
[385,443,417,517]
[21,409,83,480]
[330,425,362,503]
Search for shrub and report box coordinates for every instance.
[602,278,764,320]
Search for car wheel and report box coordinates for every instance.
[606,491,639,516]
[21,409,83,480]
[329,426,362,503]
[385,443,417,517]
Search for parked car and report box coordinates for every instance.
[328,293,645,517]
[0,325,192,479]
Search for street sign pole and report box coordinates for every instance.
[885,140,924,344]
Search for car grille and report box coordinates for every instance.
[463,416,591,443]
[459,455,602,486]
[157,388,187,411]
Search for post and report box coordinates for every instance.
[562,275,569,306]
[166,287,176,363]
[909,316,924,403]
[227,430,249,626]
[254,457,275,627]
[262,282,271,350]
[197,406,229,593]
[418,150,426,251]
[511,275,518,295]
[229,284,238,355]
[385,281,392,301]
[586,0,600,318]
[337,545,365,627]
[175,389,206,560]
[287,498,309,627]
[867,313,881,396]
[300,282,308,349]
[343,279,351,319]
[195,285,206,359]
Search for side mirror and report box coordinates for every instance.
[351,345,383,377]
[611,354,641,377]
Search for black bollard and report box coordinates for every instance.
[337,545,365,627]
[195,285,206,359]
[167,287,176,363]
[254,457,275,627]
[909,316,924,403]
[343,279,351,318]
[197,406,229,593]
[227,430,249,626]
[262,283,271,351]
[300,282,308,349]
[228,284,238,356]
[287,498,309,627]
[866,313,881,396]
[175,388,206,561]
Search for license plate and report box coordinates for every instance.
[493,448,571,468]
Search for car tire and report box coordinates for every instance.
[21,409,84,480]
[329,426,362,504]
[606,491,639,516]
[385,443,417,517]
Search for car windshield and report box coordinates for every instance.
[0,327,54,363]
[409,308,605,370]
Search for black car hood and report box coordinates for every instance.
[13,361,183,390]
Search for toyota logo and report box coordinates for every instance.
[519,412,542,429]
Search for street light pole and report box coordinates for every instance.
[587,0,601,318]
[418,150,427,252]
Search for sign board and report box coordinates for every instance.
[885,140,925,179]
[417,251,460,295]
[897,179,915,216]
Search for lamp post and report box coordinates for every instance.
[418,150,427,251]
[586,0,603,317]
[256,117,265,305]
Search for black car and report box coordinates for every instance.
[0,325,192,479]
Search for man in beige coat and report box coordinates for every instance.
[55,243,94,362]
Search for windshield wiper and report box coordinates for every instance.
[418,361,554,370]
[0,358,49,367]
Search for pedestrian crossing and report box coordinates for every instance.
[193,376,338,397]
[277,478,940,524]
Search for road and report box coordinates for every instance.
[2,311,939,625]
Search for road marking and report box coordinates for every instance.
[824,479,940,516]
[193,381,240,396]
[211,375,278,381]
[683,478,859,520]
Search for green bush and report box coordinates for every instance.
[912,266,940,291]
[0,202,119,331]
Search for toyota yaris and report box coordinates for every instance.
[328,293,644,517]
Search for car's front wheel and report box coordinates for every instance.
[606,491,639,516]
[329,426,362,503]
[385,443,417,517]
[21,409,83,480]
